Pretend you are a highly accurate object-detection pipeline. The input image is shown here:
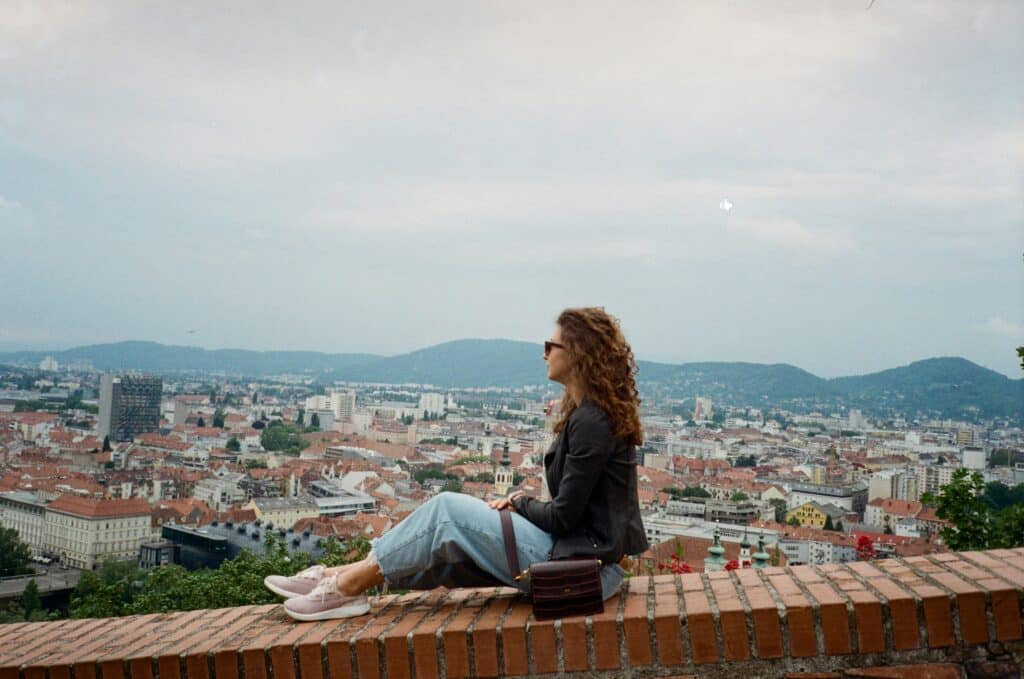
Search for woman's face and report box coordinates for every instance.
[544,324,572,384]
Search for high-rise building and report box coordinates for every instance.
[330,389,356,423]
[98,373,163,442]
[419,392,445,419]
[956,429,975,447]
[693,397,713,422]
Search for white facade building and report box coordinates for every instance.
[43,495,152,570]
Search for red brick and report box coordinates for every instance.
[806,582,851,655]
[499,599,532,677]
[652,577,684,666]
[469,595,513,678]
[266,621,322,679]
[844,664,961,678]
[380,592,445,679]
[441,591,489,679]
[928,571,988,645]
[529,620,558,675]
[867,577,919,650]
[350,593,422,679]
[908,583,955,648]
[977,578,1023,642]
[623,576,652,667]
[292,618,359,679]
[767,573,816,658]
[406,589,472,679]
[709,575,749,661]
[180,608,267,679]
[591,593,622,670]
[560,614,589,672]
[683,587,718,664]
[845,589,884,654]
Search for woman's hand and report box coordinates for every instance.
[488,490,525,511]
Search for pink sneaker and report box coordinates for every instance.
[283,575,371,621]
[264,565,325,599]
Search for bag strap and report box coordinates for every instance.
[499,509,523,581]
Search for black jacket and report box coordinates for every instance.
[512,400,649,564]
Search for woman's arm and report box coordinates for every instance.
[511,408,614,536]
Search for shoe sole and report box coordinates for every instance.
[264,578,312,600]
[283,601,371,621]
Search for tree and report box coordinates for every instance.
[1018,346,1023,371]
[770,499,788,523]
[226,437,241,452]
[671,485,711,499]
[252,392,258,405]
[212,409,225,428]
[310,412,320,429]
[20,580,41,619]
[260,423,309,456]
[923,468,993,550]
[835,520,844,533]
[823,515,835,531]
[856,535,876,561]
[730,491,749,502]
[787,516,802,527]
[196,417,206,428]
[296,409,305,425]
[733,455,756,468]
[0,527,31,576]
[102,435,112,452]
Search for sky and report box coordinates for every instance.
[1,1,1022,378]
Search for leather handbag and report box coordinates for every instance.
[499,509,604,620]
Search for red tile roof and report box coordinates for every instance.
[47,495,151,518]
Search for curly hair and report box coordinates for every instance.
[552,307,643,446]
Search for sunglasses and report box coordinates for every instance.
[544,341,565,356]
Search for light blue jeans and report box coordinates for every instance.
[371,492,624,600]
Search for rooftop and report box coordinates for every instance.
[1,548,1022,678]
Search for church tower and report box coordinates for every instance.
[739,528,752,568]
[494,442,514,496]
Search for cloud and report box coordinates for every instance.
[975,317,1024,339]
[724,217,857,256]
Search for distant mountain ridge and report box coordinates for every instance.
[2,340,1020,421]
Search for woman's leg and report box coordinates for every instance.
[335,492,554,595]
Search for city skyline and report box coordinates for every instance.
[1,2,1021,377]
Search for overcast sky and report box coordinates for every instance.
[1,1,1021,377]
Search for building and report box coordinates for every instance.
[331,390,356,423]
[693,397,712,422]
[914,465,959,496]
[0,491,49,555]
[494,443,514,496]
[961,447,986,471]
[98,373,163,442]
[44,495,152,570]
[39,356,59,372]
[192,472,247,512]
[158,520,328,570]
[785,481,868,514]
[419,392,445,419]
[956,429,975,448]
[864,498,923,531]
[785,501,846,529]
[242,496,319,530]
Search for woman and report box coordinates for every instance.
[267,307,649,621]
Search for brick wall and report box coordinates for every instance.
[2,548,1023,679]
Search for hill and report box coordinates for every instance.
[2,341,1020,421]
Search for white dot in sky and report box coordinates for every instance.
[719,199,733,212]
